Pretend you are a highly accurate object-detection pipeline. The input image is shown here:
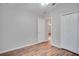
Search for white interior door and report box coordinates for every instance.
[78,23,79,54]
[38,18,45,43]
[78,13,79,54]
[61,13,78,53]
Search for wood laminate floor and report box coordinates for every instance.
[0,41,78,56]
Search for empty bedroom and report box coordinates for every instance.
[0,3,79,56]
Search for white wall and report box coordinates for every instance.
[49,3,79,47]
[0,4,38,52]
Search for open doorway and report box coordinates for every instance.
[45,16,52,43]
[47,16,52,42]
[37,16,52,44]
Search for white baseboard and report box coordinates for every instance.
[38,40,48,43]
[51,43,61,48]
[0,40,48,54]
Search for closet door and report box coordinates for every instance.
[78,23,79,54]
[61,13,78,53]
[78,13,79,54]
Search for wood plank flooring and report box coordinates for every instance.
[0,41,78,56]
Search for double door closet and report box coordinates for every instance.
[61,11,79,54]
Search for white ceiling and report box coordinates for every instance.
[2,3,57,17]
